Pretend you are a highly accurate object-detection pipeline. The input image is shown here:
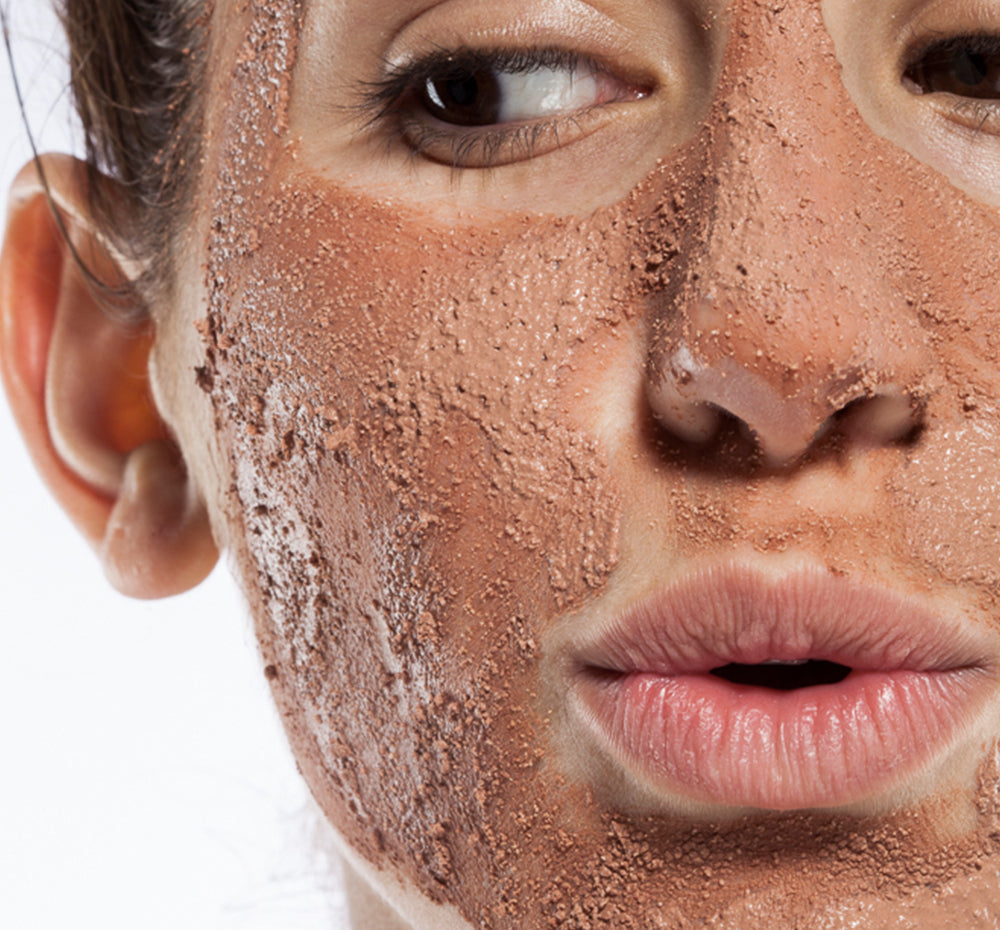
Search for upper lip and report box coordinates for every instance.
[570,560,995,679]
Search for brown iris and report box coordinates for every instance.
[420,68,502,126]
[906,37,1000,99]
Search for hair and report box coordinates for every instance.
[14,0,208,301]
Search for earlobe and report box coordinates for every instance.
[0,155,218,598]
[101,439,219,599]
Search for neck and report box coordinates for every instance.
[343,861,413,929]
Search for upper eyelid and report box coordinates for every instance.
[902,31,1000,60]
[355,44,605,118]
[389,43,585,75]
[897,19,1000,71]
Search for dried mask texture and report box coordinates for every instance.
[188,0,1000,926]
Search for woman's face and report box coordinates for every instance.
[155,0,1000,924]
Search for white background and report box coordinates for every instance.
[0,5,345,927]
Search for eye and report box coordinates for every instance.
[359,47,649,169]
[418,55,625,127]
[904,35,1000,100]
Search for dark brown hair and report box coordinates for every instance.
[48,0,206,299]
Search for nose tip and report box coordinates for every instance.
[647,343,922,467]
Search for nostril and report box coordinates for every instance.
[647,346,723,444]
[648,391,723,445]
[837,386,923,447]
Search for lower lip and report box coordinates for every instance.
[575,666,987,811]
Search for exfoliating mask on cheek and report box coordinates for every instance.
[189,0,1000,926]
[206,169,633,894]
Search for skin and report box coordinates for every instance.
[7,0,1000,926]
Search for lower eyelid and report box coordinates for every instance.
[938,96,1000,136]
[405,117,573,170]
[898,68,1000,137]
[400,102,622,171]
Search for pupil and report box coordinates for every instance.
[446,76,479,108]
[423,69,501,126]
[954,49,988,88]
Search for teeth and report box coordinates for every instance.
[760,659,809,666]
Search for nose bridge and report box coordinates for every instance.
[643,0,929,465]
[687,1,897,345]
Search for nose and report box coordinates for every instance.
[644,2,929,468]
[650,330,922,468]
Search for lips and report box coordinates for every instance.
[567,562,999,812]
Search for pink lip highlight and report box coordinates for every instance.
[569,563,998,812]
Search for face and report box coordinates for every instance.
[153,0,1000,925]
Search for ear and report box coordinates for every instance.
[0,154,218,598]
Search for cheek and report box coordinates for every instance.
[200,180,626,898]
[885,256,1000,599]
[893,401,1000,593]
[215,183,625,618]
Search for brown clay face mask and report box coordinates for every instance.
[172,0,1000,925]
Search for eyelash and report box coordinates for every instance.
[903,32,1000,136]
[354,46,611,171]
[949,98,999,136]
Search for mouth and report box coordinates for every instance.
[568,562,998,813]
